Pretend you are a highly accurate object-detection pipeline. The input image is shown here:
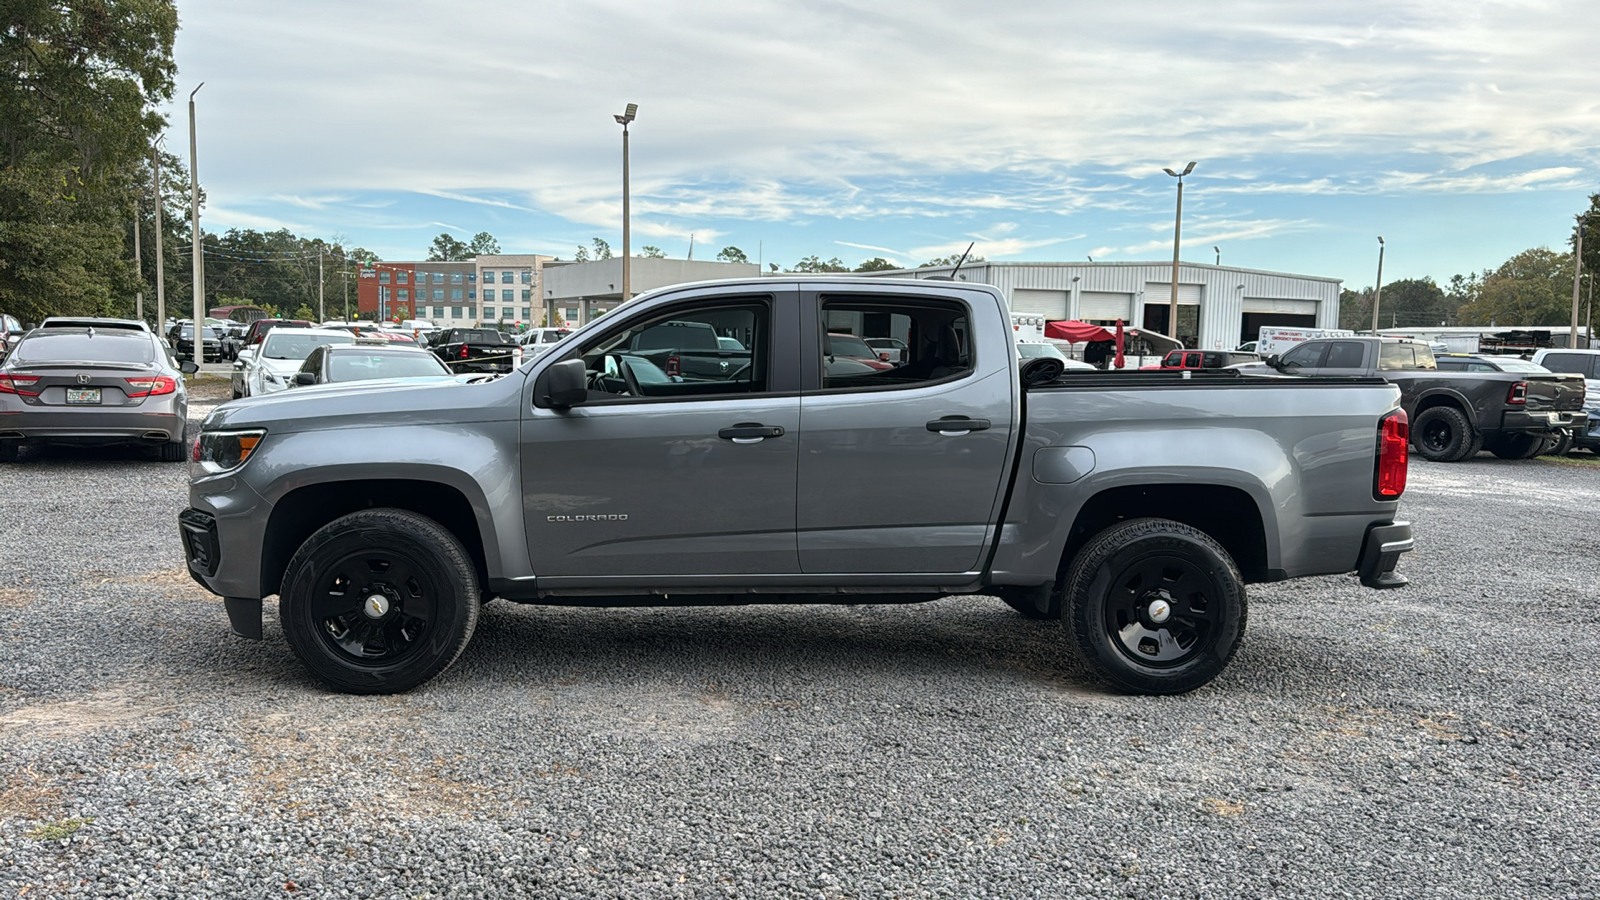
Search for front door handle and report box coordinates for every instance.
[719,423,785,444]
[927,416,991,436]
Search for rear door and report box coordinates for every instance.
[794,289,1014,574]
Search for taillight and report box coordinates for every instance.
[665,355,680,377]
[191,435,202,463]
[459,344,469,359]
[1506,381,1527,404]
[879,352,890,361]
[1374,409,1408,500]
[0,374,41,396]
[123,376,176,398]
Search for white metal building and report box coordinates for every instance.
[864,261,1342,350]
[542,258,761,325]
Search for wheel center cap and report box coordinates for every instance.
[1146,598,1172,624]
[363,594,391,619]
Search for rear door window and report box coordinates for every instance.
[1323,341,1366,370]
[815,296,972,391]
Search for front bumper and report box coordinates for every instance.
[1358,521,1413,589]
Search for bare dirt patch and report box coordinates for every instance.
[0,776,61,822]
[89,568,213,602]
[0,587,33,608]
[185,376,234,402]
[0,688,173,739]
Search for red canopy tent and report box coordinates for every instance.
[1043,320,1115,343]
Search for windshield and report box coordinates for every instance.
[262,332,354,360]
[327,351,450,381]
[1018,343,1066,360]
[12,332,155,365]
[826,334,876,358]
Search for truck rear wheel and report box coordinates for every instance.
[1488,433,1543,459]
[1411,406,1474,462]
[1064,518,1246,695]
[279,508,480,694]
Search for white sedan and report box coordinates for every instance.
[233,328,357,398]
[1017,341,1096,370]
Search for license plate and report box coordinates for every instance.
[66,387,101,404]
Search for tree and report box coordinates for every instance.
[591,238,613,260]
[854,257,898,272]
[716,246,748,264]
[292,304,315,321]
[467,232,500,256]
[920,254,985,267]
[1455,247,1575,326]
[427,233,470,261]
[0,0,180,324]
[574,246,589,262]
[792,255,849,273]
[639,245,665,258]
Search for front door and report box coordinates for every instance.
[520,289,802,578]
[794,290,1014,575]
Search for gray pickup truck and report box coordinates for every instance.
[1255,336,1586,461]
[181,277,1413,696]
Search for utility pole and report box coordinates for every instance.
[188,83,205,340]
[1163,161,1196,345]
[317,245,325,322]
[614,103,638,304]
[341,267,351,321]
[1571,214,1587,348]
[133,206,143,320]
[151,144,165,328]
[1370,237,1385,336]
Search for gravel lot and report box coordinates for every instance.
[1,386,1596,898]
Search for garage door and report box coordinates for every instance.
[1010,288,1068,319]
[1242,297,1318,315]
[1143,283,1201,304]
[1077,292,1131,320]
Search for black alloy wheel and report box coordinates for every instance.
[1066,518,1246,695]
[1411,406,1473,462]
[279,508,479,694]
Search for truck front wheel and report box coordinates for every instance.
[1064,518,1246,695]
[279,508,480,694]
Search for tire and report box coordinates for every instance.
[1543,430,1574,456]
[1064,518,1246,695]
[1489,433,1544,460]
[1458,429,1484,460]
[279,508,480,694]
[159,438,187,462]
[1411,406,1473,462]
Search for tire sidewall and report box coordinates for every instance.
[280,510,478,694]
[1068,520,1246,695]
[1413,407,1469,462]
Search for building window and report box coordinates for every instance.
[484,306,496,319]
[521,289,531,301]
[451,306,463,319]
[467,272,476,283]
[433,306,444,318]
[564,308,578,321]
[451,273,463,284]
[521,307,531,320]
[432,273,444,284]
[482,271,495,284]
[432,289,444,301]
[451,289,463,301]
[398,272,409,285]
[398,289,409,301]
[520,271,532,284]
[500,289,513,301]
[468,290,476,300]
[378,271,390,284]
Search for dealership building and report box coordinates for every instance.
[863,261,1342,350]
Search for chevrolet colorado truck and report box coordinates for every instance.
[181,277,1413,696]
[1254,336,1585,461]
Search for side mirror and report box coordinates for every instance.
[538,358,588,409]
[295,372,316,385]
[179,361,199,375]
[1264,354,1281,369]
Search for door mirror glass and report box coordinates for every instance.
[294,371,316,385]
[179,360,199,375]
[539,358,588,408]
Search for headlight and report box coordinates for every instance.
[194,429,265,473]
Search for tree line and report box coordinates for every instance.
[1339,192,1600,330]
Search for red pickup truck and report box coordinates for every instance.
[1141,349,1261,371]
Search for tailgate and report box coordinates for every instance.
[1523,374,1586,411]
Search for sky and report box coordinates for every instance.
[161,0,1600,288]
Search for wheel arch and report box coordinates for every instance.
[1412,389,1476,427]
[1058,483,1272,585]
[261,479,489,599]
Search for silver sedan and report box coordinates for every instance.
[0,325,197,462]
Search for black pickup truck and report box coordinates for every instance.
[621,318,751,381]
[1258,336,1586,461]
[430,327,518,374]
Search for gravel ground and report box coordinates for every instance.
[1,399,1596,899]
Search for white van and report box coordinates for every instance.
[1255,326,1356,356]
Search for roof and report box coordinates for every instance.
[860,260,1345,285]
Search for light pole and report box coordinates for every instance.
[188,83,205,339]
[133,204,142,320]
[1571,214,1587,348]
[1213,246,1220,266]
[151,142,165,327]
[1586,271,1594,347]
[1162,161,1196,344]
[614,102,638,305]
[1370,237,1385,336]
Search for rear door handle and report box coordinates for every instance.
[719,423,785,444]
[927,416,991,436]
